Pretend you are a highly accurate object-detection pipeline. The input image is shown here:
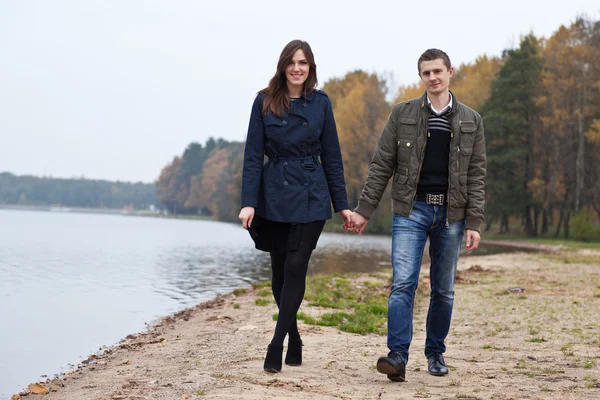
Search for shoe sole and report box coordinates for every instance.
[264,367,280,373]
[377,358,405,382]
[428,370,448,377]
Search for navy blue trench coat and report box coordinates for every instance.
[241,90,349,224]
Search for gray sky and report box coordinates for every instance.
[1,1,598,183]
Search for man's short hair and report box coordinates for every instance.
[418,49,451,74]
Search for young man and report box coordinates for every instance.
[350,49,486,381]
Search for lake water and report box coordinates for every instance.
[0,209,507,398]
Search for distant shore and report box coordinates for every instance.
[11,248,600,400]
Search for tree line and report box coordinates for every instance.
[156,17,599,238]
[0,172,157,210]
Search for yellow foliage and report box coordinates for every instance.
[586,119,600,145]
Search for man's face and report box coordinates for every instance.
[419,59,453,96]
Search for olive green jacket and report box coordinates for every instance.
[355,92,486,232]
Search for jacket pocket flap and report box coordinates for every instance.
[400,118,417,125]
[263,114,285,127]
[459,121,477,133]
[461,147,473,156]
[397,138,413,149]
[395,164,409,183]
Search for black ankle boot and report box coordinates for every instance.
[285,339,302,366]
[264,344,283,373]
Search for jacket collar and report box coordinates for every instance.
[300,90,316,102]
[420,91,458,116]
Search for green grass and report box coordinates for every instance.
[232,288,247,296]
[257,289,271,297]
[255,298,271,306]
[251,281,271,289]
[526,337,546,343]
[292,273,406,335]
[484,234,600,250]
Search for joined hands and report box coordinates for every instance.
[338,210,369,235]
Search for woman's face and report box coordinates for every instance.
[285,49,310,92]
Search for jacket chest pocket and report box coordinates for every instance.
[459,120,476,148]
[399,118,418,135]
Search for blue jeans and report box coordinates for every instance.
[388,200,465,362]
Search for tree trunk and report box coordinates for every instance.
[533,206,540,237]
[575,65,587,212]
[564,211,571,239]
[541,208,549,235]
[501,212,510,233]
[485,215,494,232]
[525,206,536,236]
[554,207,564,238]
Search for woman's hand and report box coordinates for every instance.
[239,206,255,230]
[338,209,354,231]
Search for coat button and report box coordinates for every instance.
[303,103,307,107]
[302,122,308,127]
[282,120,287,126]
[284,181,288,186]
[406,142,411,147]
[283,162,288,166]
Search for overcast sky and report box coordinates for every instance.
[1,1,598,183]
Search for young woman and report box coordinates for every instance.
[239,40,352,373]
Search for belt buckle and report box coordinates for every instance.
[426,194,444,205]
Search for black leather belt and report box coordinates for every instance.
[416,193,447,205]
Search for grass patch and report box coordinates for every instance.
[251,281,271,289]
[584,374,598,389]
[528,326,540,335]
[542,253,600,265]
[255,298,271,306]
[232,288,247,296]
[561,343,575,357]
[296,273,403,335]
[257,289,271,297]
[272,313,278,321]
[484,235,600,250]
[526,337,547,343]
[232,303,240,309]
[584,359,596,369]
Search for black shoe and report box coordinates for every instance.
[427,353,448,376]
[376,352,406,382]
[264,344,283,373]
[285,339,302,366]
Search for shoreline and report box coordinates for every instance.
[12,249,600,400]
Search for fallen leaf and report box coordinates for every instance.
[11,395,21,400]
[29,382,50,394]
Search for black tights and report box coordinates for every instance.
[269,240,314,346]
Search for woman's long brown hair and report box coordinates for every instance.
[262,40,317,117]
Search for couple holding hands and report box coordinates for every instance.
[239,40,486,382]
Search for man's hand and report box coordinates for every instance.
[351,212,369,235]
[465,229,481,251]
[238,206,255,230]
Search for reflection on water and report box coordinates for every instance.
[154,246,272,306]
[0,209,520,398]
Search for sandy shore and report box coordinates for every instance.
[12,249,600,400]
